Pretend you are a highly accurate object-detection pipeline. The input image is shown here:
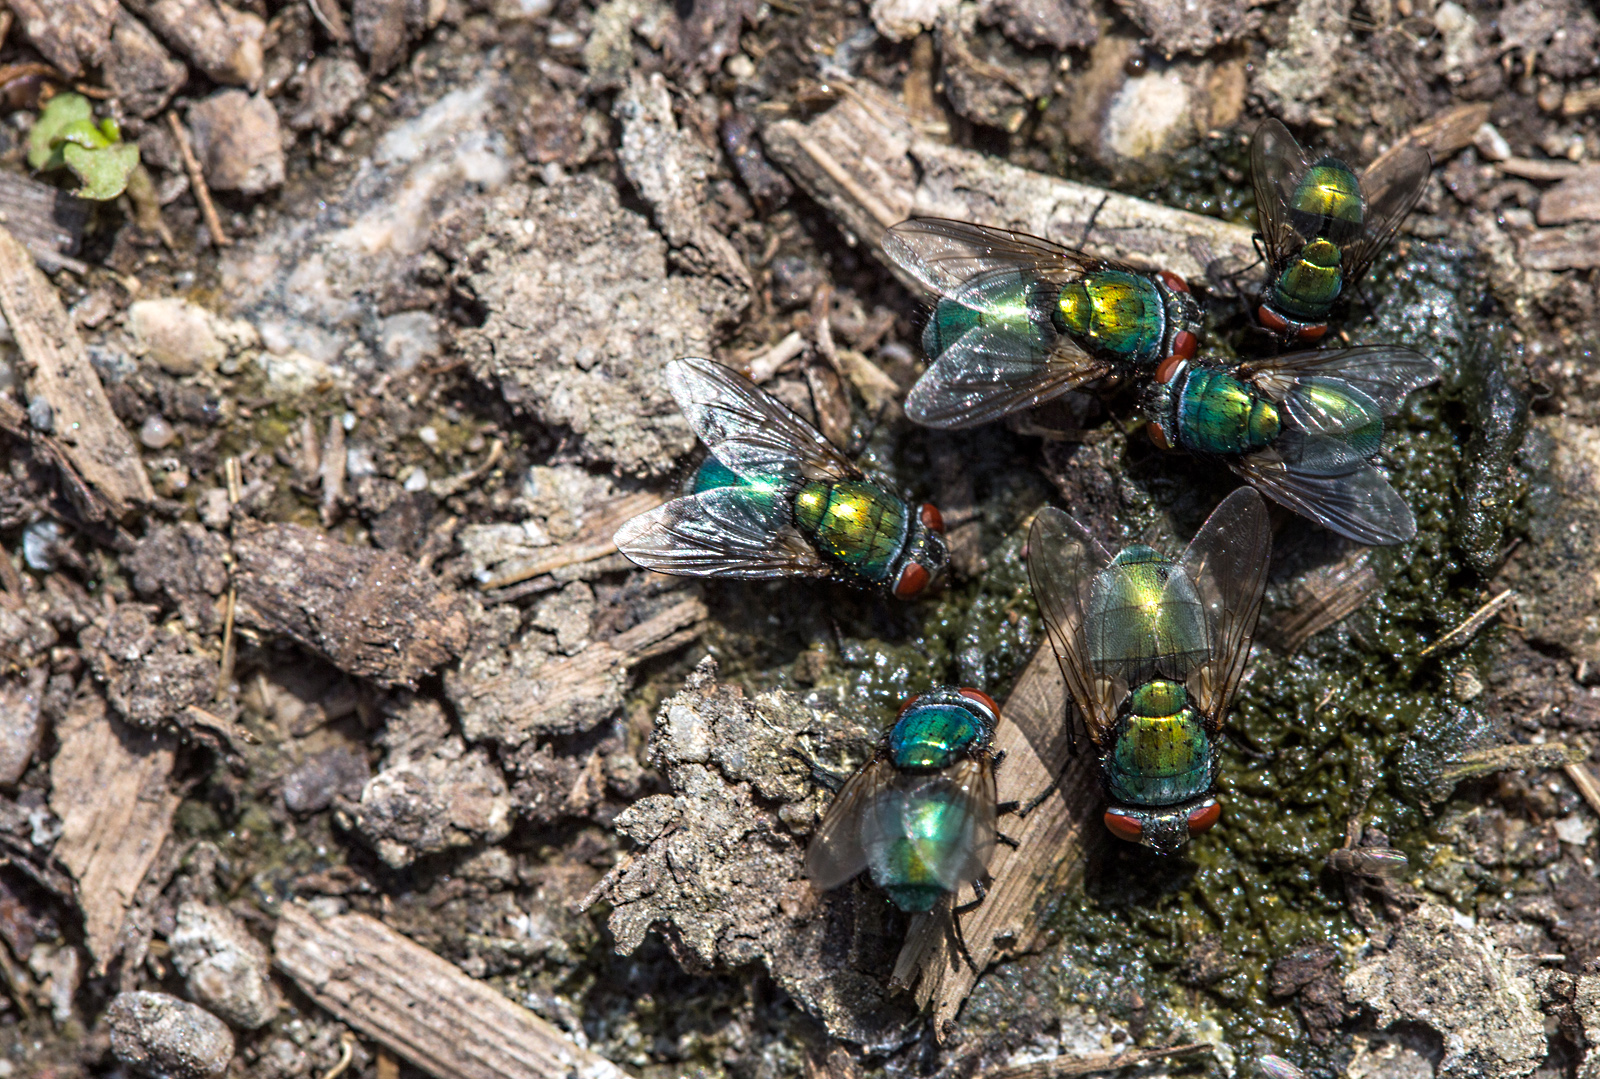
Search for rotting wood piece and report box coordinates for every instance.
[231,521,472,689]
[0,172,90,272]
[272,903,627,1079]
[479,491,664,591]
[48,691,180,974]
[760,80,1257,290]
[891,642,1099,1038]
[0,225,155,518]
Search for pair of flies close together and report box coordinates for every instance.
[613,120,1437,912]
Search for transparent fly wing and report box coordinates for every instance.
[882,217,1104,298]
[860,762,996,894]
[666,357,858,485]
[1027,506,1120,748]
[906,320,1110,429]
[1231,453,1417,546]
[1178,488,1271,728]
[805,757,896,892]
[1250,119,1316,267]
[1240,346,1438,417]
[614,486,829,579]
[1342,138,1432,287]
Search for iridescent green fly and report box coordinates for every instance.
[880,218,1202,428]
[1141,346,1439,545]
[614,358,950,599]
[806,686,1001,912]
[1027,489,1270,854]
[1251,119,1431,343]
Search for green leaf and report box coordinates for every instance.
[27,93,93,171]
[56,118,115,152]
[61,142,140,201]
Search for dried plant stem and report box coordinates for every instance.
[166,111,231,248]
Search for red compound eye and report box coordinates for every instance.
[1155,354,1186,384]
[1103,810,1144,843]
[1169,330,1197,363]
[1157,270,1190,294]
[897,692,923,718]
[957,688,1001,723]
[1296,322,1329,343]
[893,561,931,600]
[1187,801,1223,835]
[1146,421,1171,451]
[1257,304,1290,335]
[920,503,945,534]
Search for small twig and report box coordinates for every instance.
[1419,588,1518,656]
[982,1042,1212,1078]
[166,111,231,248]
[319,414,346,527]
[319,1033,357,1079]
[1565,760,1600,820]
[216,587,238,699]
[0,547,22,598]
[305,0,352,42]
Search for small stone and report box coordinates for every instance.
[0,668,47,786]
[139,414,176,449]
[198,488,231,530]
[1474,122,1512,162]
[168,901,279,1029]
[282,747,370,815]
[129,298,226,375]
[26,396,52,433]
[402,467,429,492]
[105,991,234,1079]
[186,90,285,195]
[286,55,367,135]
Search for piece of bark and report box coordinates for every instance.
[1368,102,1490,178]
[1521,224,1600,271]
[0,666,48,786]
[0,225,156,518]
[8,0,115,77]
[0,172,89,273]
[1537,166,1600,226]
[760,81,1257,289]
[48,691,181,972]
[891,642,1099,1037]
[272,903,627,1079]
[104,9,188,118]
[120,0,265,89]
[232,521,472,689]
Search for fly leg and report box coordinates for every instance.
[787,743,850,793]
[1013,769,1064,819]
[1078,194,1110,248]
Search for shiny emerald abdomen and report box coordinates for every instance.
[868,786,970,913]
[691,456,745,494]
[889,703,981,770]
[1054,270,1165,363]
[1176,368,1282,456]
[1104,709,1215,806]
[1086,547,1209,684]
[1271,237,1344,321]
[794,479,908,584]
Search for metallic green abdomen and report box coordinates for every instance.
[1055,271,1164,362]
[1288,159,1364,244]
[1130,679,1187,717]
[1087,548,1209,684]
[1272,237,1344,321]
[871,787,969,913]
[1177,368,1282,456]
[691,456,744,494]
[793,480,907,583]
[1105,707,1214,806]
[889,704,981,770]
[923,299,984,358]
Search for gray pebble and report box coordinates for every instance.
[282,747,370,815]
[169,902,280,1030]
[140,414,176,449]
[105,991,234,1079]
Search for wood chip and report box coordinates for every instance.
[760,80,1256,289]
[1369,102,1489,174]
[1565,761,1600,820]
[1520,224,1600,271]
[0,172,90,272]
[1497,157,1584,182]
[48,692,180,973]
[272,903,628,1079]
[0,224,155,517]
[480,491,664,591]
[891,642,1098,1037]
[1536,166,1600,226]
[1265,548,1379,654]
[982,1042,1212,1078]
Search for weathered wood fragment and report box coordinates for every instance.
[892,641,1099,1036]
[760,81,1256,288]
[232,521,472,689]
[0,226,155,517]
[8,0,115,77]
[0,173,90,272]
[272,903,627,1079]
[48,692,180,972]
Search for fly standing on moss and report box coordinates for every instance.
[1026,489,1270,854]
[805,686,1002,912]
[1141,345,1439,545]
[1250,119,1432,343]
[614,358,950,599]
[879,218,1202,429]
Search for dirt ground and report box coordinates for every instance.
[3,0,1600,1078]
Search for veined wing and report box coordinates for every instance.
[861,760,997,892]
[1239,346,1438,425]
[1231,454,1417,546]
[613,486,829,578]
[666,357,858,484]
[1026,506,1121,749]
[906,319,1111,428]
[1343,138,1432,287]
[806,757,895,892]
[882,218,1109,298]
[1250,119,1316,268]
[1178,488,1271,730]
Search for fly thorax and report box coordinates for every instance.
[1129,679,1188,717]
[1177,368,1282,456]
[1288,158,1365,244]
[1055,271,1165,364]
[1273,237,1344,321]
[889,703,981,770]
[796,480,909,583]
